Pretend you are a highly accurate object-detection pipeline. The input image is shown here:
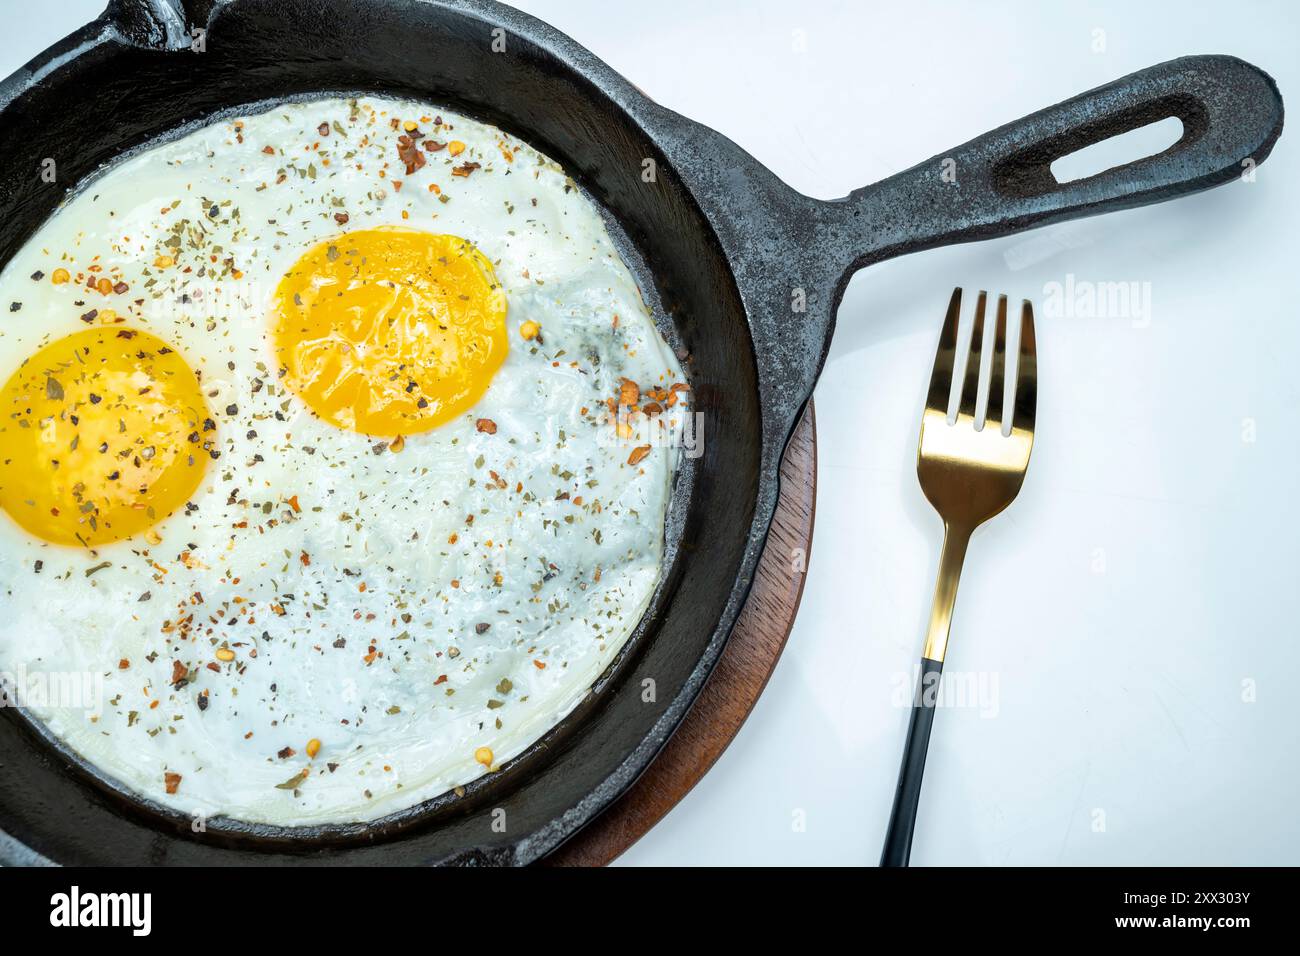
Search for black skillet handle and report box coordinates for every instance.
[880,657,943,867]
[837,55,1284,271]
[106,0,217,51]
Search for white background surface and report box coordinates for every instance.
[5,0,1299,866]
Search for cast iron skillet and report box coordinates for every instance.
[0,0,1284,865]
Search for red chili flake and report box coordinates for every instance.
[475,418,497,434]
[170,660,188,686]
[164,772,182,795]
[423,139,445,152]
[277,746,297,759]
[334,212,349,225]
[451,162,481,178]
[262,145,275,155]
[434,674,448,685]
[396,134,426,175]
[118,658,130,669]
[627,445,652,466]
[113,281,129,294]
[317,122,330,137]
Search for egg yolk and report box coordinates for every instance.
[0,328,211,547]
[271,227,509,436]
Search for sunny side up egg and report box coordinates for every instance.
[0,97,689,826]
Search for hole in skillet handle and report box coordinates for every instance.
[990,93,1209,199]
[1050,116,1185,184]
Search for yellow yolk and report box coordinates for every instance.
[271,228,509,436]
[0,328,211,547]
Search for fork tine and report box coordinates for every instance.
[926,288,962,413]
[985,295,1008,430]
[957,290,987,419]
[1013,300,1037,432]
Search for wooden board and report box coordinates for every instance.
[545,402,817,866]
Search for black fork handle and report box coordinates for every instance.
[881,657,944,867]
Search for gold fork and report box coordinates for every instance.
[880,288,1037,867]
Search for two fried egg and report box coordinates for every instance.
[0,97,687,825]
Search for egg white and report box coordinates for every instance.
[0,97,689,825]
